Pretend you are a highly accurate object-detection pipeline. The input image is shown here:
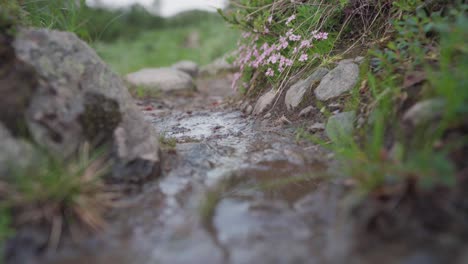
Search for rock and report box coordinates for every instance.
[126,68,196,93]
[315,62,360,101]
[253,89,277,115]
[403,98,445,126]
[264,113,272,119]
[285,67,329,110]
[328,103,342,111]
[11,28,160,182]
[299,106,316,118]
[354,56,365,64]
[172,60,199,78]
[245,105,253,115]
[307,123,325,133]
[326,111,356,143]
[200,52,238,76]
[0,124,36,176]
[275,115,292,126]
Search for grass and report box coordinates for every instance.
[159,133,177,150]
[0,145,115,251]
[128,85,162,100]
[297,1,468,194]
[93,17,239,74]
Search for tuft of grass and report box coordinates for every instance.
[159,133,177,150]
[0,144,116,251]
[8,0,91,40]
[129,85,162,100]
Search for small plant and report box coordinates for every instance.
[129,85,162,100]
[221,0,339,93]
[312,0,468,193]
[0,144,115,251]
[159,133,177,150]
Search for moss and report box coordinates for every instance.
[79,92,122,146]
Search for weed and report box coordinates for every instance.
[318,1,468,193]
[0,144,115,251]
[159,133,177,150]
[129,85,162,100]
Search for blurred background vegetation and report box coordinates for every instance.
[0,0,239,74]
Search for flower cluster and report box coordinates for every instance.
[231,14,329,90]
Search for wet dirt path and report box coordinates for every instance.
[45,75,342,264]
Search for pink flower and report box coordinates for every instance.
[299,53,308,62]
[300,40,311,49]
[286,14,296,25]
[264,26,270,34]
[289,34,301,41]
[312,31,329,40]
[265,68,274,77]
[268,53,281,64]
[278,36,289,50]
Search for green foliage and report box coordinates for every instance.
[322,1,468,192]
[221,0,343,91]
[0,146,110,248]
[84,4,165,42]
[94,16,239,74]
[17,0,90,39]
[159,134,177,149]
[129,85,162,100]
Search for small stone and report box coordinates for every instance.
[326,111,356,143]
[172,60,199,78]
[299,106,315,117]
[264,113,272,119]
[275,115,292,126]
[315,62,360,101]
[285,67,329,110]
[126,68,196,92]
[245,105,253,115]
[200,52,238,76]
[253,89,277,115]
[307,123,325,133]
[328,103,341,110]
[357,117,366,128]
[354,56,365,64]
[403,98,445,126]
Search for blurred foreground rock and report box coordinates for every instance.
[0,28,160,182]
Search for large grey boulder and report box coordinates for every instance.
[126,68,196,93]
[285,67,329,110]
[314,61,360,101]
[172,60,199,78]
[253,89,277,115]
[8,28,160,182]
